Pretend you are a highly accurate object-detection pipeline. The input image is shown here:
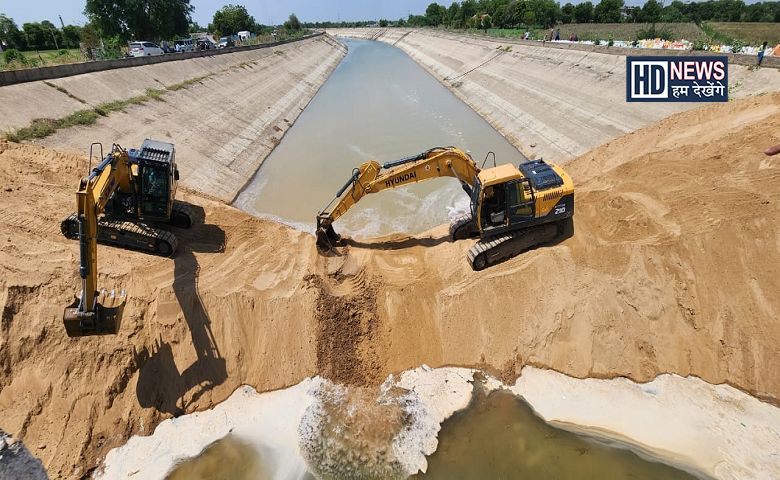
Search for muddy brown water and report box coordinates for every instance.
[234,38,526,237]
[416,388,704,480]
[170,386,702,479]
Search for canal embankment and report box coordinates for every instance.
[329,28,780,163]
[1,34,346,202]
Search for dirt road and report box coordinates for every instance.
[0,92,778,477]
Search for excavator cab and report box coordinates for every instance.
[475,177,536,233]
[129,139,182,224]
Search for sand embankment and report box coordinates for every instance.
[1,35,346,202]
[1,91,779,477]
[330,28,780,163]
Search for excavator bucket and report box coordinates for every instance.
[63,289,127,337]
[315,223,341,250]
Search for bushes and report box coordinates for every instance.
[2,48,26,64]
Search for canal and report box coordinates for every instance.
[235,38,526,237]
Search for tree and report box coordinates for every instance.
[505,1,526,27]
[425,2,447,25]
[379,18,388,27]
[22,23,48,50]
[85,0,192,40]
[574,1,594,23]
[447,2,462,27]
[0,14,24,49]
[561,3,575,23]
[640,0,663,23]
[62,25,82,48]
[284,13,301,32]
[210,4,255,36]
[594,0,623,22]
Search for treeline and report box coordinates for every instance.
[404,0,780,29]
[0,2,306,56]
[0,16,84,51]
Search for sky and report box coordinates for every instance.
[0,0,767,27]
[0,0,459,27]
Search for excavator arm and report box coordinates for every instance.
[63,145,131,336]
[316,147,480,247]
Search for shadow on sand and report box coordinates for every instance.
[134,203,228,416]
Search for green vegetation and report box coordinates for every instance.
[0,49,84,70]
[3,69,224,142]
[707,22,780,45]
[284,14,303,33]
[464,23,707,42]
[84,0,192,42]
[383,0,780,36]
[209,4,257,37]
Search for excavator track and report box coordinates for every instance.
[467,222,559,271]
[61,214,178,257]
[449,212,479,240]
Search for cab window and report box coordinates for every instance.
[508,180,534,218]
[142,165,168,215]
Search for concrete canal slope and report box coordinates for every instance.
[1,35,346,202]
[330,28,780,162]
[1,92,778,477]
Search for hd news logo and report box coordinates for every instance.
[626,56,728,102]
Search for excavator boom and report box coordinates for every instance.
[63,145,129,336]
[316,147,480,247]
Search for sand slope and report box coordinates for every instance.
[0,93,779,477]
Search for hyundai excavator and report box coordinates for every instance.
[61,140,192,337]
[316,147,574,270]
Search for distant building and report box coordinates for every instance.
[621,6,640,18]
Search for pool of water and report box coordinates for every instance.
[234,38,526,238]
[417,387,703,480]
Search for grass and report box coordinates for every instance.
[466,22,778,46]
[466,23,708,42]
[706,22,780,46]
[0,48,84,70]
[4,71,218,142]
[5,93,157,142]
[165,74,211,91]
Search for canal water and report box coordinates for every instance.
[234,38,526,238]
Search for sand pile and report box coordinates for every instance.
[0,92,779,477]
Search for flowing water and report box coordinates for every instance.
[234,38,526,237]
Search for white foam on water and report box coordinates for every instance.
[338,184,467,239]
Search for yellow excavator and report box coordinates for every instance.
[316,147,574,270]
[62,140,192,337]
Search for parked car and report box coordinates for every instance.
[218,36,235,48]
[129,41,164,57]
[174,38,194,52]
[196,38,215,50]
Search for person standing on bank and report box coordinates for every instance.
[758,41,769,66]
